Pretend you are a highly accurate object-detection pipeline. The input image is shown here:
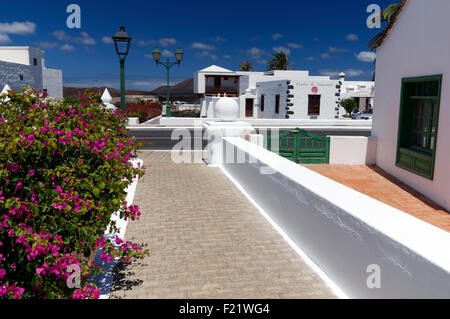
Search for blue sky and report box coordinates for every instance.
[0,0,395,91]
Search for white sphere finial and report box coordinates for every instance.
[214,97,239,120]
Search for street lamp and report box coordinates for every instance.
[112,26,132,111]
[152,46,184,117]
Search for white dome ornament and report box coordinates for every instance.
[101,88,116,111]
[214,97,239,120]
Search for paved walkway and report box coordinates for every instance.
[304,164,449,232]
[110,151,336,299]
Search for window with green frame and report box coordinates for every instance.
[396,75,442,180]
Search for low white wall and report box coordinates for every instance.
[142,115,162,125]
[159,117,372,127]
[221,137,450,298]
[329,136,377,164]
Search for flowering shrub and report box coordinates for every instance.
[0,88,148,299]
[126,103,162,122]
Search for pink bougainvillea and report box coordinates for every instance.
[0,89,149,299]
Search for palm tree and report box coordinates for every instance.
[239,61,253,71]
[266,51,293,71]
[368,2,402,80]
[381,3,402,22]
[368,3,402,50]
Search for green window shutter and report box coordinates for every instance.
[396,75,442,180]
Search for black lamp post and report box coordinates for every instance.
[112,26,132,111]
[152,47,184,117]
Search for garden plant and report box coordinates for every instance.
[0,88,148,299]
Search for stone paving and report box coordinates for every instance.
[304,164,450,232]
[110,151,336,299]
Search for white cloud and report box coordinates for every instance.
[84,46,95,53]
[38,41,58,49]
[0,21,36,35]
[0,34,12,44]
[356,51,376,62]
[287,43,303,49]
[196,51,218,60]
[212,36,226,42]
[247,47,263,58]
[144,49,170,59]
[272,33,283,40]
[79,32,96,45]
[52,30,69,41]
[59,44,75,51]
[329,46,349,53]
[101,36,114,44]
[224,54,231,59]
[159,37,177,47]
[320,53,331,59]
[273,46,290,55]
[305,56,314,61]
[144,49,179,59]
[318,69,365,78]
[191,42,215,50]
[52,31,96,45]
[318,70,340,77]
[138,39,156,46]
[346,33,359,41]
[345,69,366,77]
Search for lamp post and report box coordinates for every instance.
[112,26,132,111]
[152,47,184,117]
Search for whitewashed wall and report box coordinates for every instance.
[0,47,36,65]
[43,68,63,98]
[257,79,339,120]
[373,0,450,210]
[0,60,42,92]
[196,67,374,120]
[0,47,62,97]
[222,137,450,298]
[255,80,286,119]
[329,136,377,164]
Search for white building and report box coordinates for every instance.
[372,0,450,210]
[0,46,63,98]
[194,65,374,119]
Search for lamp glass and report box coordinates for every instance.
[152,47,162,62]
[175,48,184,63]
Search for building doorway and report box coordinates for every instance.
[246,98,254,117]
[308,95,321,116]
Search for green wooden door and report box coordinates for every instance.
[265,128,330,164]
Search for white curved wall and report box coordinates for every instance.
[222,137,450,298]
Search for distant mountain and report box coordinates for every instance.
[63,78,198,103]
[63,86,155,98]
[151,78,193,95]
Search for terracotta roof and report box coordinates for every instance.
[369,0,409,51]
